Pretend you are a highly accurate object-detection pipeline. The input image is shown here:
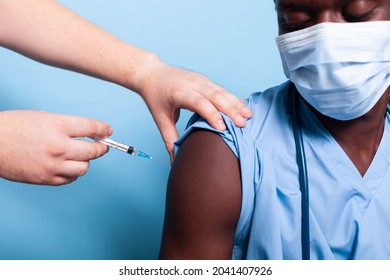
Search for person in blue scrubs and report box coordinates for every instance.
[0,0,252,186]
[159,0,390,259]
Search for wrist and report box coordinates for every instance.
[125,51,166,96]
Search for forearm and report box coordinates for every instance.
[0,0,253,160]
[0,0,158,92]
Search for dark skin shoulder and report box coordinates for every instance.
[159,129,242,260]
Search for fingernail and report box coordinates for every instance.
[108,126,114,136]
[217,119,226,131]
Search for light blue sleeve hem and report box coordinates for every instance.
[174,113,239,158]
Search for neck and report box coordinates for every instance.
[315,90,390,176]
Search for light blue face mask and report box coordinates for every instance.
[276,21,390,120]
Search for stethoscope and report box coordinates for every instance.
[289,83,390,260]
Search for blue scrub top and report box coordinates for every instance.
[176,81,390,260]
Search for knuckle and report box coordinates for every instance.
[170,84,187,96]
[37,174,51,185]
[104,124,112,136]
[236,101,249,112]
[38,171,56,186]
[87,120,99,136]
[87,148,98,159]
[78,162,89,176]
[55,177,76,186]
[52,116,66,129]
[204,109,222,121]
[192,95,209,108]
[88,145,104,159]
[225,103,239,113]
[43,159,57,175]
[51,178,67,186]
[165,141,174,151]
[47,143,67,157]
[233,99,245,108]
[208,89,222,99]
[216,87,229,96]
[217,96,238,111]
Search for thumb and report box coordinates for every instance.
[155,116,179,163]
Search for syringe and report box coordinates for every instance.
[96,137,152,159]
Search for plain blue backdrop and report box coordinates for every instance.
[0,0,285,259]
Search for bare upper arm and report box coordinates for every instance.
[159,129,242,260]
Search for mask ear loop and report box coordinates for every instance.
[289,82,311,260]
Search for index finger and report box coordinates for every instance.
[61,115,113,139]
[203,84,253,124]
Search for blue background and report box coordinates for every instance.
[0,0,285,259]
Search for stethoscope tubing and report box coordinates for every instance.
[290,84,311,260]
